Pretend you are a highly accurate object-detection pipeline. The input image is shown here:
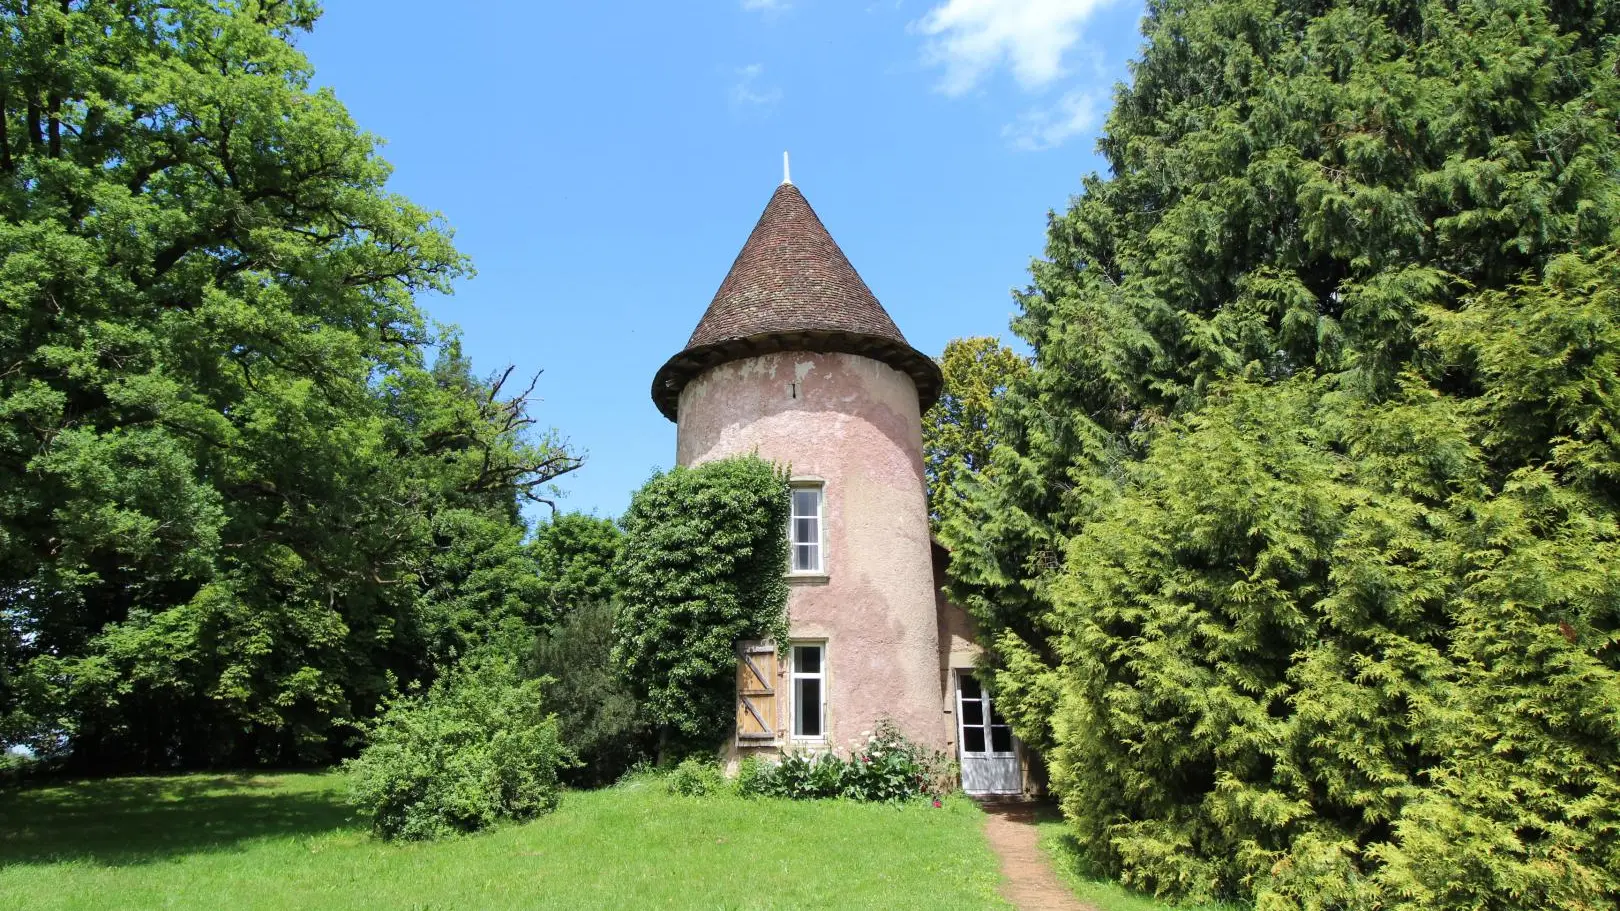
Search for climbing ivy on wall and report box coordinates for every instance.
[612,456,790,748]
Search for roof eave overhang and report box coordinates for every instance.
[651,330,943,422]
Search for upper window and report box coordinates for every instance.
[789,484,823,574]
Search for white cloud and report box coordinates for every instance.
[742,0,790,12]
[1002,90,1103,151]
[731,64,783,108]
[915,0,1112,96]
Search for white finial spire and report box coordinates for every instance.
[783,151,792,185]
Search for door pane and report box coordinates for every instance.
[963,727,986,754]
[991,725,1013,754]
[961,698,984,726]
[987,698,1008,727]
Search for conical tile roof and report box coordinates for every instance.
[652,182,942,421]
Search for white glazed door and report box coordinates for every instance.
[956,672,1020,796]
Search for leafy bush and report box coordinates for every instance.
[345,655,569,841]
[751,721,951,803]
[840,721,954,802]
[733,755,773,798]
[764,751,849,799]
[666,757,727,797]
[529,600,653,787]
[613,457,790,747]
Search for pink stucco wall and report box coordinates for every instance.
[676,350,950,752]
[935,548,982,674]
[933,547,982,758]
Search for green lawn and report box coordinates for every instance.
[0,771,1010,910]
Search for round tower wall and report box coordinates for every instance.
[676,350,947,753]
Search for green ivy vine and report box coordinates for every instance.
[612,456,790,747]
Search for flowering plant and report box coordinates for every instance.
[746,719,953,803]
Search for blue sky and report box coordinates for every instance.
[299,0,1146,521]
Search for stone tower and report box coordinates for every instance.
[651,177,947,754]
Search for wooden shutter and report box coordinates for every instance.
[736,641,777,743]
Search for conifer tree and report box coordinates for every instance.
[943,0,1620,906]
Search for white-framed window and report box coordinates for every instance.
[789,484,824,574]
[790,642,826,741]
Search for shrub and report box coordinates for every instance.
[345,655,569,841]
[840,721,954,802]
[753,720,951,803]
[733,754,773,798]
[667,757,726,797]
[528,600,653,787]
[764,750,848,800]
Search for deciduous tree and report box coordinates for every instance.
[921,337,1028,528]
[0,1,579,772]
[531,513,623,620]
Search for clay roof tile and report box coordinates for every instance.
[652,182,941,421]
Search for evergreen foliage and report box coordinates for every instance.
[344,653,568,841]
[941,0,1620,906]
[612,457,789,748]
[0,2,579,772]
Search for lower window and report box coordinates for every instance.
[790,642,825,740]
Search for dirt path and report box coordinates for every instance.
[979,801,1097,911]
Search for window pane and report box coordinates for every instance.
[794,646,821,675]
[795,678,822,737]
[793,544,817,572]
[960,675,982,699]
[788,488,822,573]
[793,489,819,517]
[991,725,1013,754]
[961,698,984,726]
[963,727,986,754]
